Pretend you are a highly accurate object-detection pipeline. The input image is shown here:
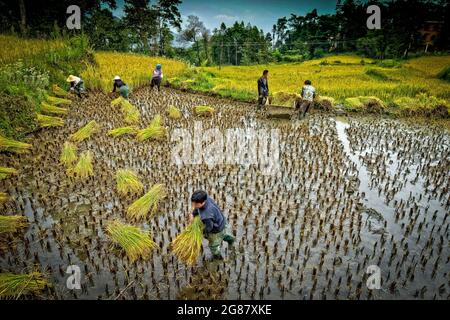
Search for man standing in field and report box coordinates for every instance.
[189,190,235,261]
[257,70,269,110]
[297,80,316,119]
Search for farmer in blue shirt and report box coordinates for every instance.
[189,190,235,260]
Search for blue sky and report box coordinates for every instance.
[113,0,337,33]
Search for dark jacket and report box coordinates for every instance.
[257,76,269,97]
[192,196,225,237]
[112,79,126,92]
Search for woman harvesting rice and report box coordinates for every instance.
[111,76,130,99]
[151,64,163,91]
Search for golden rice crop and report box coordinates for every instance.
[108,127,138,137]
[136,115,165,141]
[0,215,28,234]
[68,151,93,179]
[46,96,71,106]
[60,142,77,166]
[194,105,215,116]
[0,272,48,299]
[171,216,204,266]
[70,120,98,142]
[106,220,157,262]
[0,135,32,154]
[127,183,166,220]
[41,102,68,115]
[0,167,18,180]
[116,169,144,195]
[0,193,8,205]
[37,114,64,127]
[52,84,69,98]
[168,106,182,120]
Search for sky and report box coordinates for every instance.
[113,0,338,34]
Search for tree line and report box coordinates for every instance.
[1,0,448,66]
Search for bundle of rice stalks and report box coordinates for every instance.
[70,120,98,142]
[106,220,157,262]
[0,135,32,154]
[111,96,124,107]
[136,115,166,141]
[52,84,69,98]
[127,183,166,220]
[68,151,93,179]
[37,114,64,127]
[116,169,144,195]
[0,167,18,180]
[108,127,138,137]
[194,105,215,117]
[171,216,204,265]
[0,193,8,205]
[168,106,182,120]
[0,215,28,234]
[41,102,68,115]
[46,96,71,106]
[60,142,77,166]
[0,272,48,299]
[121,100,140,125]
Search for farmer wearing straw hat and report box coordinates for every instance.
[112,76,130,99]
[66,75,85,98]
[151,64,163,91]
[190,190,235,261]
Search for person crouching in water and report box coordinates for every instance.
[151,64,163,91]
[66,75,85,98]
[112,76,129,99]
[297,80,316,119]
[189,190,235,261]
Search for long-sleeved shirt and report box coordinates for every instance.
[112,79,126,92]
[257,76,269,97]
[301,85,316,102]
[192,196,225,237]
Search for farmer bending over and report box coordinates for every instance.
[66,75,85,98]
[257,70,269,110]
[112,76,130,99]
[296,80,316,119]
[189,190,235,261]
[151,64,163,91]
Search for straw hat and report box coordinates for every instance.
[66,75,77,82]
[114,76,121,81]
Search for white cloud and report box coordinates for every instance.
[214,14,238,21]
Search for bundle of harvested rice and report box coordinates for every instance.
[106,220,157,262]
[52,84,69,98]
[108,127,138,137]
[37,114,64,127]
[0,215,28,234]
[41,102,68,115]
[70,120,98,142]
[194,105,215,116]
[136,115,166,141]
[0,135,32,154]
[111,96,124,107]
[60,142,77,166]
[116,169,144,195]
[0,272,48,299]
[46,96,71,106]
[168,106,182,120]
[0,167,18,180]
[127,183,166,219]
[68,151,93,179]
[171,216,204,265]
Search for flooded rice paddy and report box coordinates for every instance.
[0,87,449,299]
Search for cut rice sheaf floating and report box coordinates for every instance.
[0,135,32,154]
[68,151,93,179]
[0,167,18,180]
[46,95,71,106]
[171,216,204,265]
[136,115,166,141]
[194,105,215,117]
[106,220,157,262]
[52,84,69,98]
[0,272,48,299]
[108,127,138,137]
[70,120,98,142]
[37,114,64,127]
[116,169,144,195]
[127,183,166,220]
[0,215,28,234]
[41,102,68,115]
[60,142,77,166]
[168,106,182,120]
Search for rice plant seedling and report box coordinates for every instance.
[70,120,98,142]
[40,102,68,115]
[136,115,166,141]
[168,106,182,120]
[108,127,138,137]
[52,84,69,98]
[0,135,32,154]
[68,151,93,179]
[127,183,166,220]
[106,220,157,262]
[37,114,64,127]
[194,105,215,116]
[46,96,71,106]
[0,272,48,299]
[171,216,204,266]
[116,169,144,195]
[0,215,28,234]
[59,142,77,166]
[0,167,18,180]
[0,193,8,205]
